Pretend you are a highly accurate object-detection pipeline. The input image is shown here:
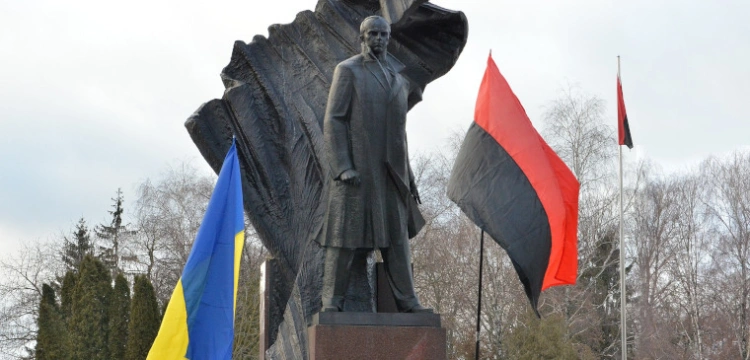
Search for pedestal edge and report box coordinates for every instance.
[312,312,441,327]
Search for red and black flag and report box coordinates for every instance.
[447,55,579,314]
[617,75,633,148]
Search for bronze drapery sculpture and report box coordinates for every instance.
[185,1,467,357]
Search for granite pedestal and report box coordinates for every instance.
[308,312,446,360]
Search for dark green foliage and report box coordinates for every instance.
[108,273,131,360]
[62,218,93,271]
[60,270,77,322]
[96,189,132,276]
[126,275,161,360]
[35,284,65,360]
[503,311,581,360]
[58,270,77,358]
[68,255,112,360]
[40,284,57,312]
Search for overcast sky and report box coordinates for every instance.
[1,0,748,255]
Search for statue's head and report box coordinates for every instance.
[359,16,390,56]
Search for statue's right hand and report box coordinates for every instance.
[338,169,361,186]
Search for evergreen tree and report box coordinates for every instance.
[62,218,94,271]
[35,284,65,360]
[59,270,77,322]
[96,189,132,276]
[59,270,77,359]
[126,275,161,360]
[108,273,131,360]
[68,255,112,360]
[503,311,583,360]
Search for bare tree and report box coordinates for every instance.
[409,140,483,359]
[0,241,64,359]
[130,161,215,304]
[542,86,615,190]
[667,173,712,359]
[703,153,750,360]
[630,164,682,358]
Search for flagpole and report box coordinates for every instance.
[475,230,484,360]
[618,55,627,360]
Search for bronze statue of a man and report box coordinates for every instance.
[318,15,431,313]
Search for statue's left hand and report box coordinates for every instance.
[339,169,361,186]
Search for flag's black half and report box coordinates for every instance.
[618,76,634,148]
[448,122,551,311]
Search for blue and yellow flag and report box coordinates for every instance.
[148,141,244,360]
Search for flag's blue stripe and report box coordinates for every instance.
[180,141,243,359]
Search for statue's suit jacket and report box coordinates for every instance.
[318,52,423,249]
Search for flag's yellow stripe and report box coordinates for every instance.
[147,279,189,360]
[233,230,244,316]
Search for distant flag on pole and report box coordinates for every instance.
[148,140,244,360]
[447,55,579,315]
[617,74,634,148]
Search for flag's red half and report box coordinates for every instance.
[448,55,579,312]
[539,138,579,288]
[617,76,634,148]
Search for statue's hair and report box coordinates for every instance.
[359,15,390,36]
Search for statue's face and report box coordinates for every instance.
[362,19,390,55]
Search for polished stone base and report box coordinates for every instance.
[308,312,446,360]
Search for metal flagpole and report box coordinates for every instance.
[618,55,627,360]
[475,230,485,360]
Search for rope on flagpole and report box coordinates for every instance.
[475,230,485,360]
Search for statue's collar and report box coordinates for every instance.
[362,51,405,73]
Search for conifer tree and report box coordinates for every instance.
[59,270,77,322]
[96,189,133,276]
[62,218,93,271]
[126,275,160,360]
[35,284,65,360]
[58,270,77,358]
[68,255,112,360]
[109,273,131,360]
[503,311,582,360]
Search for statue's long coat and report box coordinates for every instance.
[318,52,423,249]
